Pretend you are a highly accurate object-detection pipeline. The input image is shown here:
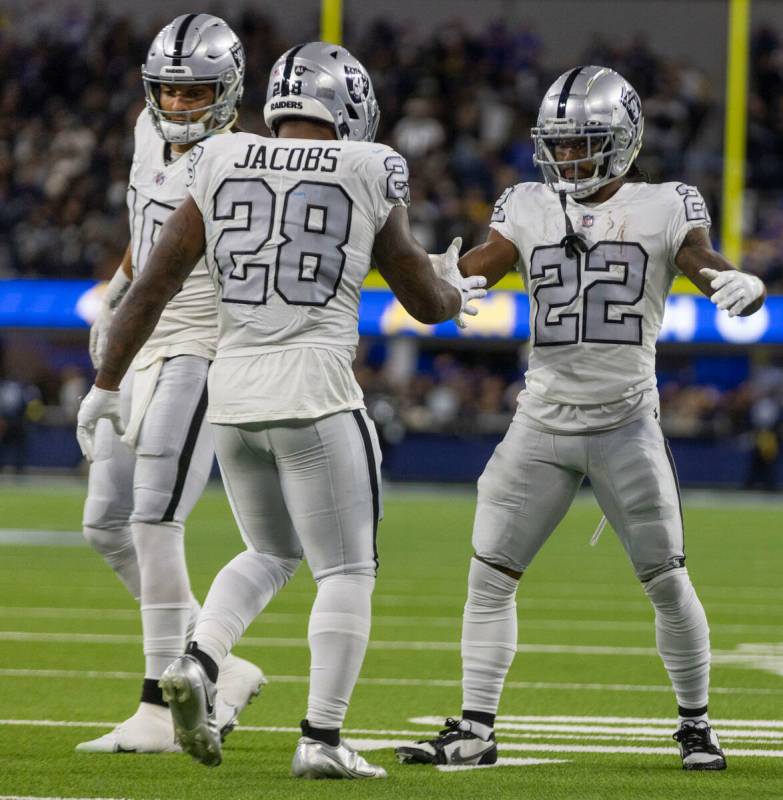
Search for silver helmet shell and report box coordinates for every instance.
[142,14,245,144]
[263,42,380,142]
[532,66,644,198]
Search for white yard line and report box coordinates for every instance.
[3,630,780,664]
[0,530,85,547]
[1,606,778,634]
[2,718,781,757]
[1,667,782,697]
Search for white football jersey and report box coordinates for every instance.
[491,180,711,431]
[127,111,218,369]
[187,132,410,423]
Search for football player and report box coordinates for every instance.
[77,14,264,754]
[76,42,486,777]
[395,66,766,772]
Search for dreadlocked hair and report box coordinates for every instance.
[626,162,651,183]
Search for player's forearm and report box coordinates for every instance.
[384,254,461,323]
[95,208,203,390]
[94,273,174,390]
[458,238,516,288]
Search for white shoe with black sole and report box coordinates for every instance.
[395,717,497,766]
[673,720,727,770]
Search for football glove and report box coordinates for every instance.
[700,268,764,318]
[76,385,125,462]
[429,237,487,328]
[89,268,131,369]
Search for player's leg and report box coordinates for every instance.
[161,421,301,766]
[273,410,386,779]
[588,414,725,770]
[82,373,138,598]
[397,416,586,766]
[130,356,213,708]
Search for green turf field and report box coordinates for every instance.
[0,479,781,799]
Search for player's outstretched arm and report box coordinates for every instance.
[458,229,520,288]
[373,207,485,324]
[676,227,766,317]
[96,196,206,390]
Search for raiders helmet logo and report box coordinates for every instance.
[344,66,369,104]
[620,86,641,126]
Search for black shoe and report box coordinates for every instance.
[673,720,727,770]
[395,717,497,766]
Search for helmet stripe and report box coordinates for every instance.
[281,44,306,96]
[171,13,198,66]
[556,67,583,119]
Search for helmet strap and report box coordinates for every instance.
[558,191,589,259]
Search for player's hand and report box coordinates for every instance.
[429,236,463,281]
[88,308,112,370]
[76,385,125,462]
[700,268,765,317]
[430,237,487,328]
[456,275,488,328]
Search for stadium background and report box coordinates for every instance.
[0,0,782,486]
[0,3,782,798]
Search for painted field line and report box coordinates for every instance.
[2,606,778,635]
[0,796,127,800]
[436,757,570,771]
[3,631,781,664]
[1,668,781,697]
[351,738,783,758]
[494,714,783,728]
[0,530,85,547]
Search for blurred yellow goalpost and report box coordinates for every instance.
[321,0,751,266]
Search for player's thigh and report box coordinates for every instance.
[131,356,213,525]
[473,417,584,573]
[588,414,684,581]
[212,422,302,560]
[83,374,135,529]
[273,409,381,580]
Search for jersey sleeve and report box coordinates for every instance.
[489,185,524,272]
[364,147,410,233]
[666,183,712,270]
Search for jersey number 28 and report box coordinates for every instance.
[212,178,352,306]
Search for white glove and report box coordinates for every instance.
[700,268,765,317]
[76,385,125,462]
[429,236,488,328]
[89,268,131,369]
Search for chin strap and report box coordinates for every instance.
[558,191,589,259]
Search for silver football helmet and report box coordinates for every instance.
[142,14,245,144]
[532,66,644,198]
[263,42,380,142]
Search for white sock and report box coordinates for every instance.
[83,525,141,600]
[306,574,374,730]
[643,567,710,710]
[133,521,192,680]
[461,557,518,716]
[195,550,299,667]
[186,594,201,641]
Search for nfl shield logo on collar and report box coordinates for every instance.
[581,214,594,228]
[154,172,166,186]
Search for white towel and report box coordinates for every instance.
[121,359,163,449]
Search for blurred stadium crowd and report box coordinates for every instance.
[0,8,781,480]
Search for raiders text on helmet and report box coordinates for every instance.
[532,66,644,198]
[263,42,380,142]
[142,14,245,144]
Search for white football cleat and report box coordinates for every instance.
[159,655,222,767]
[214,653,266,737]
[395,717,497,765]
[75,702,180,753]
[292,736,387,779]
